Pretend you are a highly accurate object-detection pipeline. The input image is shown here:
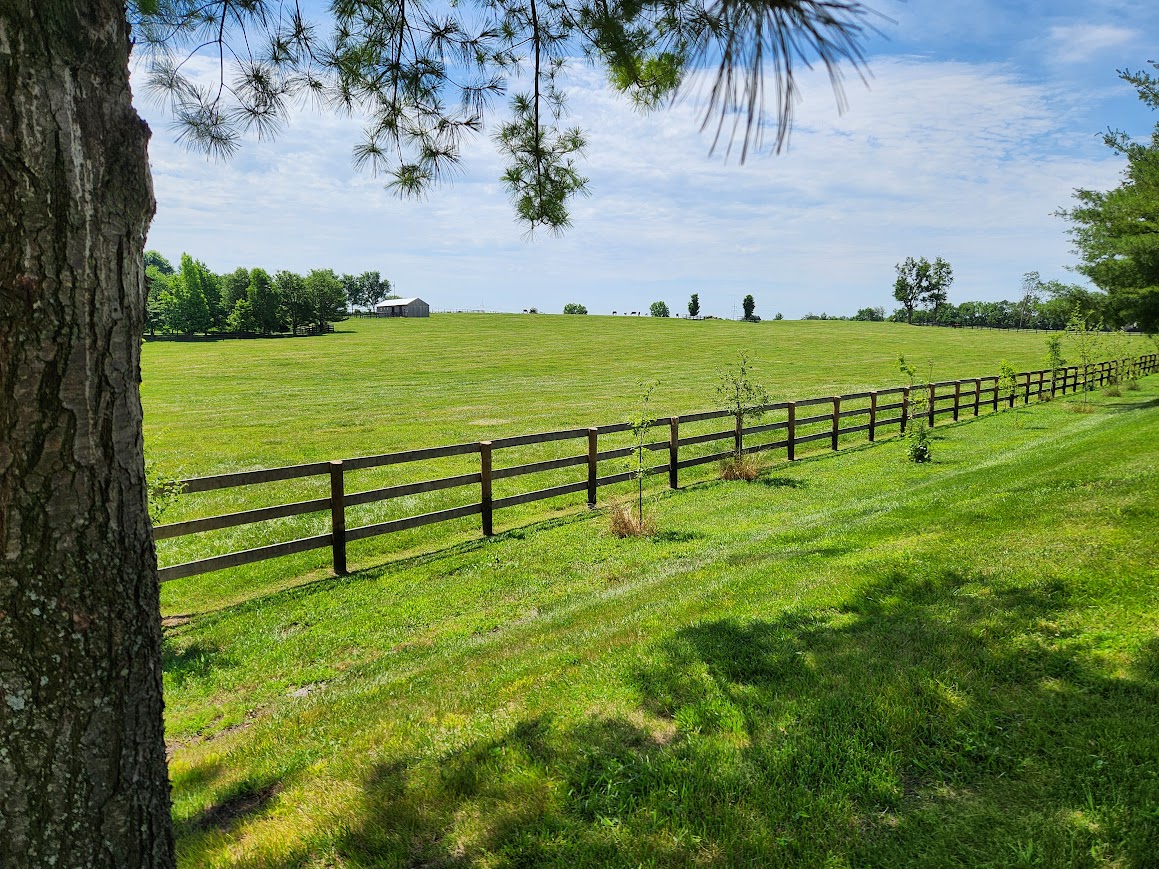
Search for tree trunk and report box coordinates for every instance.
[0,2,174,865]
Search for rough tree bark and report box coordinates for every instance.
[0,1,174,864]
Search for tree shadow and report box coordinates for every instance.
[313,566,1159,867]
[175,778,284,837]
[162,638,234,687]
[755,475,805,489]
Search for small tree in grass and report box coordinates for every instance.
[898,355,932,462]
[688,293,700,318]
[563,303,588,314]
[650,301,670,318]
[1044,334,1066,399]
[996,360,1023,427]
[1065,306,1103,411]
[612,380,659,537]
[715,351,769,480]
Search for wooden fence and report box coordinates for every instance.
[154,354,1157,583]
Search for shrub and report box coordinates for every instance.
[650,301,670,318]
[562,303,587,314]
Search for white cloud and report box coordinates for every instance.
[137,55,1123,318]
[1044,23,1138,63]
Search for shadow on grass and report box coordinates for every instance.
[175,778,284,837]
[162,639,233,687]
[315,567,1159,867]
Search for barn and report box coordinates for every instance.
[375,297,430,318]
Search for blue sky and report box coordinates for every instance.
[136,0,1159,318]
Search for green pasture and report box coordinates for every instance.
[163,374,1159,867]
[142,316,1152,611]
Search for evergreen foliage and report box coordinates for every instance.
[1060,63,1159,332]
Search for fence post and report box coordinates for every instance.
[901,388,909,434]
[868,391,877,441]
[927,384,936,428]
[992,377,1000,413]
[734,413,743,457]
[787,402,796,460]
[668,417,679,489]
[480,441,493,536]
[1038,370,1045,401]
[974,378,981,416]
[1023,372,1031,404]
[329,460,347,575]
[580,427,597,508]
[831,396,841,451]
[953,381,961,422]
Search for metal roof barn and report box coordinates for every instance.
[374,298,430,318]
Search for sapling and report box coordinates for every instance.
[715,350,770,480]
[898,354,932,463]
[1065,306,1103,411]
[1044,334,1066,400]
[996,360,1023,427]
[612,380,659,537]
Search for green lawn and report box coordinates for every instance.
[163,374,1159,868]
[143,317,1153,613]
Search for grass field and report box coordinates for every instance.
[142,316,1154,612]
[162,372,1159,867]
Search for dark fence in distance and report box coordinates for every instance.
[154,354,1158,583]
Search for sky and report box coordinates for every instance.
[135,1,1159,319]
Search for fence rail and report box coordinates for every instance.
[154,354,1158,583]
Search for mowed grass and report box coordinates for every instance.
[164,376,1159,868]
[142,317,1153,612]
[143,316,1131,475]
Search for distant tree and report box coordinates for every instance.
[688,293,700,318]
[774,312,784,320]
[341,273,360,311]
[144,250,174,275]
[1016,272,1043,329]
[563,303,588,314]
[248,268,283,335]
[304,269,350,331]
[742,294,756,321]
[144,266,172,336]
[223,267,252,316]
[853,306,885,321]
[650,301,670,318]
[164,253,212,335]
[894,256,953,324]
[356,271,393,311]
[227,298,258,333]
[276,271,311,335]
[924,258,953,320]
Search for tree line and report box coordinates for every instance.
[888,265,1120,330]
[144,251,395,337]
